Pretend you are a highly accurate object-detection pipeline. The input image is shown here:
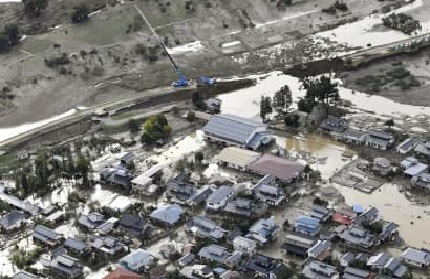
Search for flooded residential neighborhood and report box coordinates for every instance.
[1,0,430,279]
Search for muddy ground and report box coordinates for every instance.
[343,48,430,107]
[0,0,399,127]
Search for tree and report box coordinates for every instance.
[273,85,292,115]
[186,110,195,122]
[192,91,205,110]
[71,4,90,23]
[299,75,339,113]
[76,154,91,190]
[284,114,300,128]
[23,0,49,18]
[127,119,140,133]
[0,34,9,53]
[385,118,394,131]
[5,24,20,45]
[194,151,203,163]
[259,96,272,121]
[142,114,172,144]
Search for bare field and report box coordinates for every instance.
[343,49,430,107]
[0,0,404,127]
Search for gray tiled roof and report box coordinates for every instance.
[207,185,233,204]
[401,247,430,264]
[0,211,26,229]
[64,237,87,252]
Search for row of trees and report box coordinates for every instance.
[260,85,293,121]
[15,147,92,198]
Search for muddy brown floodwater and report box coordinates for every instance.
[335,183,430,249]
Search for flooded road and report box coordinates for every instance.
[335,183,430,249]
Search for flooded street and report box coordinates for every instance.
[335,183,430,249]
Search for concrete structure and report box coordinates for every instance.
[217,147,260,171]
[203,114,273,150]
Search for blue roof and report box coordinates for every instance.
[295,216,320,228]
[352,205,364,214]
[150,204,184,225]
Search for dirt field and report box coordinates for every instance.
[0,0,403,127]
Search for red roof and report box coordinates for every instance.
[332,212,352,226]
[249,154,304,182]
[103,267,142,279]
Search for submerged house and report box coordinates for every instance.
[281,233,317,258]
[411,172,430,191]
[343,128,366,146]
[401,157,428,177]
[100,167,133,188]
[320,116,347,139]
[249,154,304,183]
[401,247,430,268]
[397,138,417,154]
[414,141,430,159]
[33,225,63,247]
[252,175,285,206]
[365,130,394,150]
[202,114,273,150]
[294,216,321,236]
[247,217,278,245]
[302,260,339,279]
[118,214,153,239]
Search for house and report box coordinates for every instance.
[50,254,84,279]
[396,138,417,154]
[131,164,164,195]
[120,249,154,273]
[341,253,355,267]
[120,152,135,167]
[149,204,184,226]
[294,216,321,236]
[233,236,257,256]
[33,225,63,247]
[379,222,398,243]
[185,216,227,242]
[401,247,430,268]
[247,217,278,245]
[118,214,153,239]
[383,257,408,278]
[343,267,371,279]
[100,167,133,188]
[178,254,196,267]
[13,271,44,279]
[353,207,379,226]
[223,198,266,217]
[90,235,125,256]
[365,130,394,150]
[320,116,347,139]
[217,147,261,171]
[187,185,213,206]
[167,174,196,203]
[242,254,286,279]
[414,141,430,159]
[307,240,332,261]
[249,154,304,183]
[0,211,26,231]
[206,185,234,211]
[252,175,285,206]
[339,226,379,250]
[281,233,317,258]
[411,172,430,191]
[103,267,142,279]
[302,260,339,279]
[197,245,231,264]
[343,128,366,145]
[332,207,357,226]
[372,158,393,176]
[64,237,89,256]
[202,114,273,150]
[309,204,332,222]
[400,157,428,177]
[78,212,105,230]
[0,192,41,215]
